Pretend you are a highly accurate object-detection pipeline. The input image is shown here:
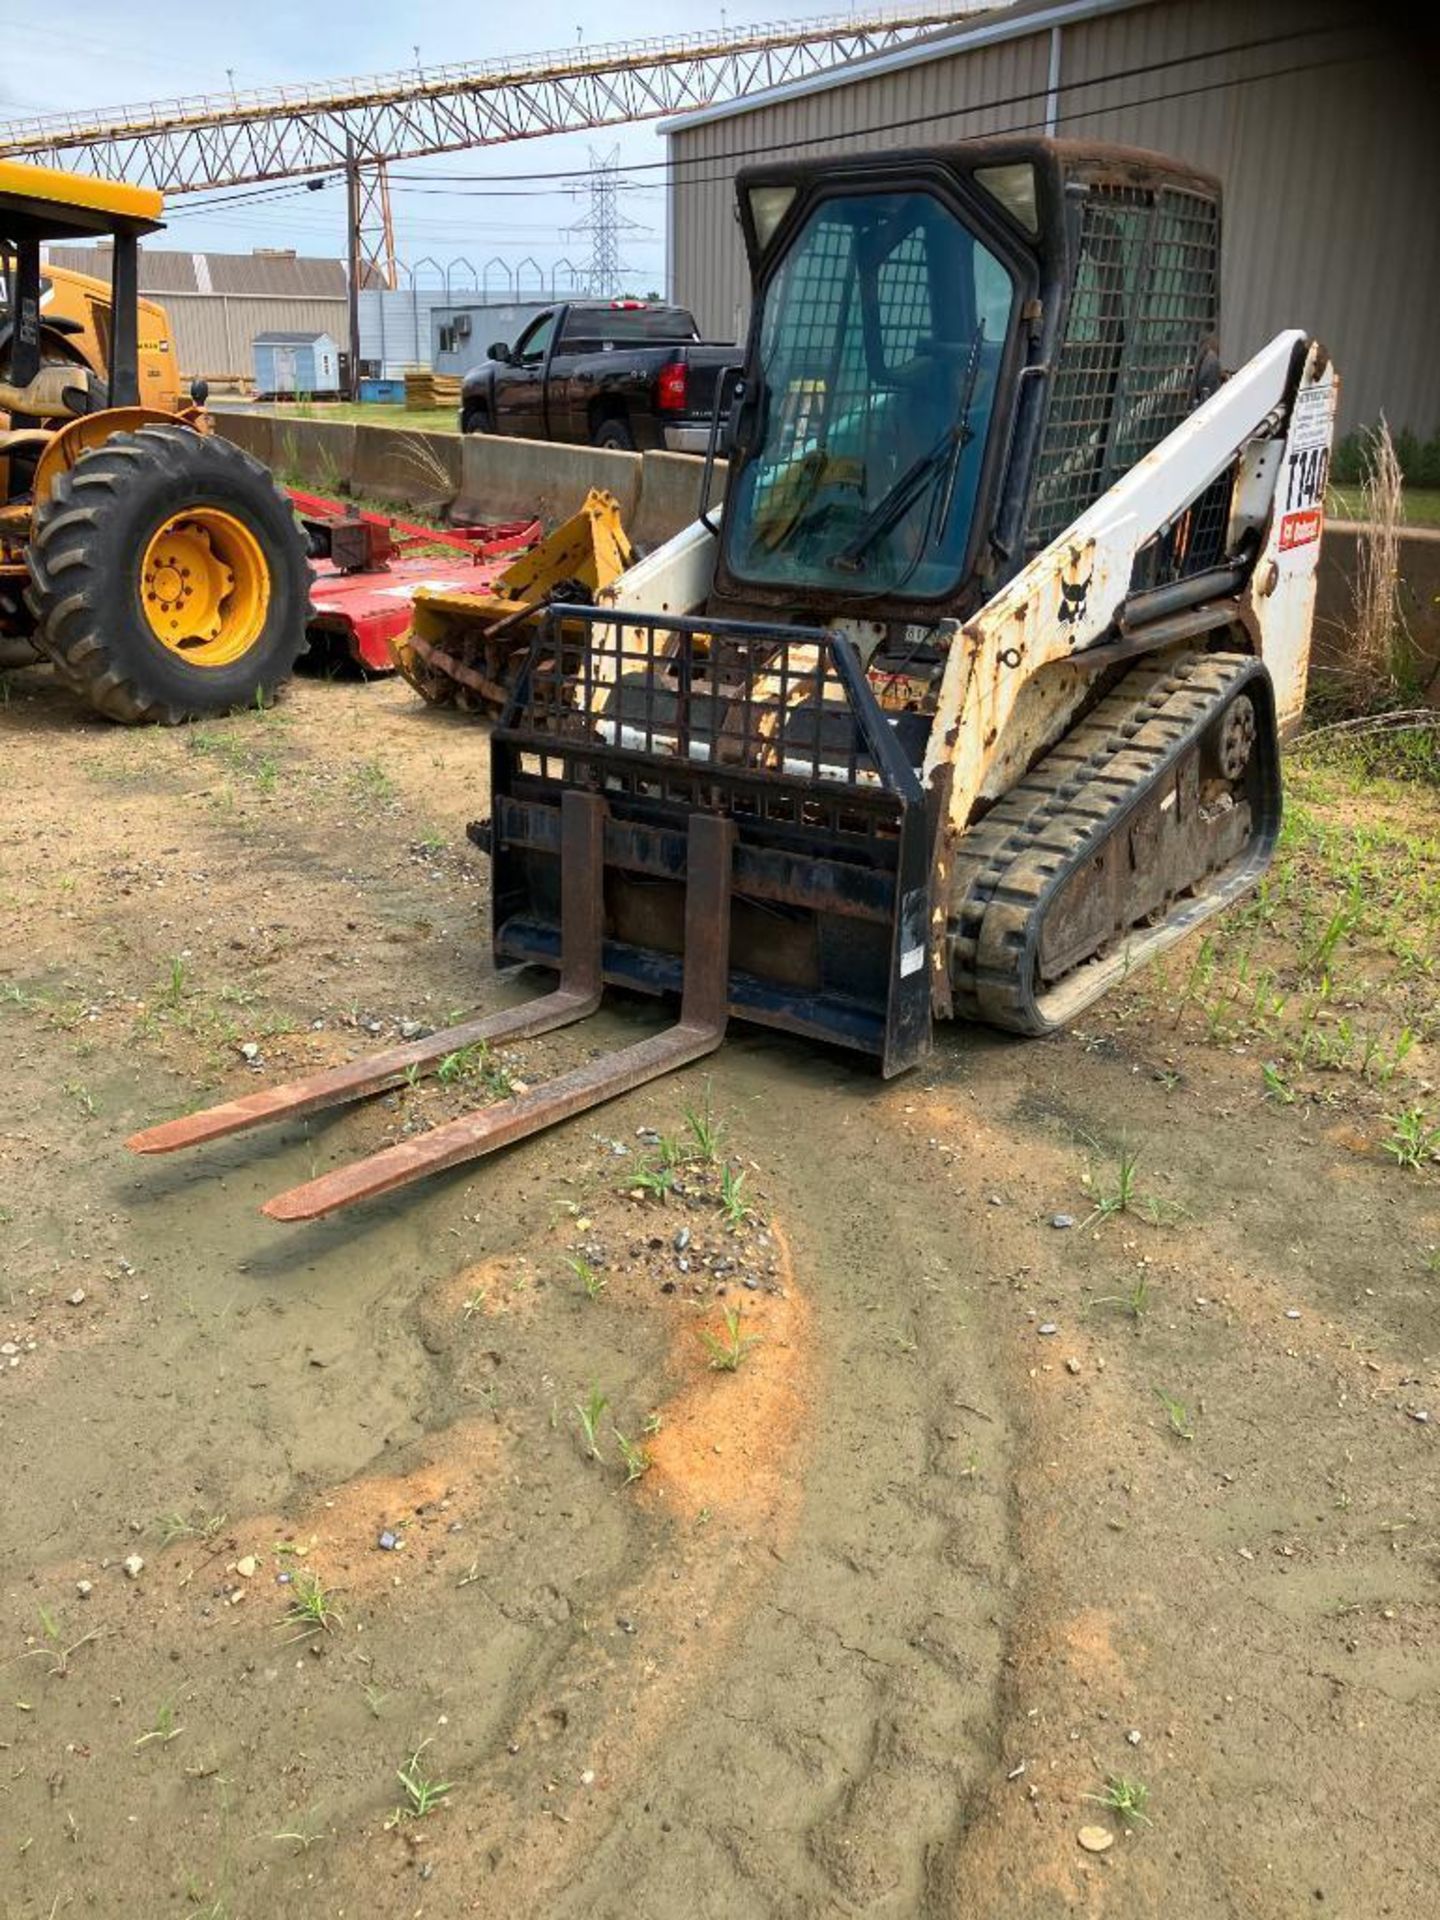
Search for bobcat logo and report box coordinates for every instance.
[1058,546,1093,628]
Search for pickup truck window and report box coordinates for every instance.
[556,306,701,348]
[513,312,558,365]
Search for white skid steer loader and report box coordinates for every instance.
[132,138,1339,1218]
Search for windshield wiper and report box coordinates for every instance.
[831,329,986,576]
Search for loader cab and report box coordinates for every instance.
[0,160,164,474]
[713,139,1224,626]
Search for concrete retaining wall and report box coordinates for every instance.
[1315,521,1440,684]
[214,415,1439,693]
[266,418,357,493]
[352,425,460,510]
[215,413,713,545]
[630,450,727,552]
[212,411,273,466]
[451,433,643,529]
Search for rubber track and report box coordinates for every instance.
[947,651,1259,1033]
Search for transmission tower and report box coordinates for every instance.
[565,148,647,298]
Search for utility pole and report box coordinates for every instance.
[344,137,361,395]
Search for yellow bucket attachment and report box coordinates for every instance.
[390,487,634,713]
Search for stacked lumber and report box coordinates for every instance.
[404,369,462,411]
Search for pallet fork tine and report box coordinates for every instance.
[125,791,608,1158]
[261,811,735,1222]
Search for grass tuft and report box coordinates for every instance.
[1086,1774,1151,1827]
[1383,1107,1440,1171]
[388,1740,453,1825]
[575,1386,608,1460]
[698,1304,760,1373]
[1153,1387,1195,1441]
[282,1572,340,1639]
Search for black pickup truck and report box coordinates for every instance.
[459,300,737,453]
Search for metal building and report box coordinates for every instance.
[43,243,350,383]
[663,0,1439,433]
[431,301,551,378]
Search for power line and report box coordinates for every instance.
[386,22,1359,189]
[163,33,1372,254]
[149,23,1376,295]
[166,24,1359,215]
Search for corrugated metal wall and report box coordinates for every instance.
[666,0,1440,433]
[358,286,474,379]
[669,30,1053,346]
[44,243,353,381]
[154,294,349,380]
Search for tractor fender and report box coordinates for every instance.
[31,406,205,506]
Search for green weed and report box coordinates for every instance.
[271,1808,326,1852]
[1153,1387,1195,1441]
[160,954,190,1009]
[683,1086,723,1163]
[719,1164,751,1230]
[1080,1143,1140,1228]
[575,1386,609,1460]
[1383,1107,1440,1171]
[388,1741,453,1824]
[699,1304,759,1373]
[282,1572,340,1639]
[565,1254,607,1301]
[349,760,396,805]
[632,1161,678,1202]
[1261,1062,1296,1105]
[1087,1774,1151,1827]
[134,1697,185,1749]
[1301,883,1363,982]
[157,1508,227,1547]
[436,1041,514,1097]
[1088,1276,1152,1322]
[613,1430,652,1485]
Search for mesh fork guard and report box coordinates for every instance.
[488,606,936,1077]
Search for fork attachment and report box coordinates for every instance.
[125,789,608,1158]
[261,809,734,1221]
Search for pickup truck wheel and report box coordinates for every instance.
[462,404,492,435]
[591,416,636,452]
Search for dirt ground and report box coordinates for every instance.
[1,659,1437,1920]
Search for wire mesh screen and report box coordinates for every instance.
[1026,184,1220,550]
[502,609,905,796]
[875,228,933,363]
[748,212,861,535]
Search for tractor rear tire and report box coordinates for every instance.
[25,425,310,725]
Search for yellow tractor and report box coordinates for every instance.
[1,256,181,414]
[0,161,308,721]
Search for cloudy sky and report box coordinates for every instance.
[2,0,891,290]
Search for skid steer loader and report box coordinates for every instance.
[0,161,309,720]
[132,138,1337,1218]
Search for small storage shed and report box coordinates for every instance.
[252,329,341,399]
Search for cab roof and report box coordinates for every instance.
[0,160,164,240]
